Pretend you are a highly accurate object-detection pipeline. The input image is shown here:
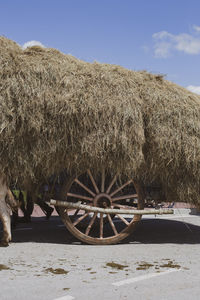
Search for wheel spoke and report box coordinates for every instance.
[110,180,133,197]
[74,178,96,197]
[116,214,130,226]
[87,169,100,194]
[85,212,98,236]
[106,174,117,194]
[73,212,89,226]
[100,213,103,238]
[67,192,93,202]
[101,168,105,192]
[112,193,138,202]
[107,214,118,235]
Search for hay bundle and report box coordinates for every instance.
[0,36,144,185]
[140,75,200,203]
[0,36,200,205]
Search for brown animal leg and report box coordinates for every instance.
[0,182,12,246]
[0,207,11,247]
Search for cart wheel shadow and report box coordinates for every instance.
[123,218,200,244]
[7,215,200,245]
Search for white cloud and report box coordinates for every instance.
[186,85,200,95]
[193,25,200,33]
[153,26,200,58]
[154,41,172,58]
[22,40,45,49]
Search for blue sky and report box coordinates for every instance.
[1,0,200,94]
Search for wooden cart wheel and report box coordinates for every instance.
[58,169,144,245]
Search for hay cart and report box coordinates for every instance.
[50,169,173,245]
[1,37,199,245]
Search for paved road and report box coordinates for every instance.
[1,210,200,300]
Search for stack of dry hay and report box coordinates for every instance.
[0,36,200,204]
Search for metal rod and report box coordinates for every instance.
[50,199,174,215]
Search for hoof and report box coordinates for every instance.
[0,241,9,247]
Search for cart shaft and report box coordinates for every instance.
[50,199,174,215]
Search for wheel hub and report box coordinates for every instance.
[93,193,112,208]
